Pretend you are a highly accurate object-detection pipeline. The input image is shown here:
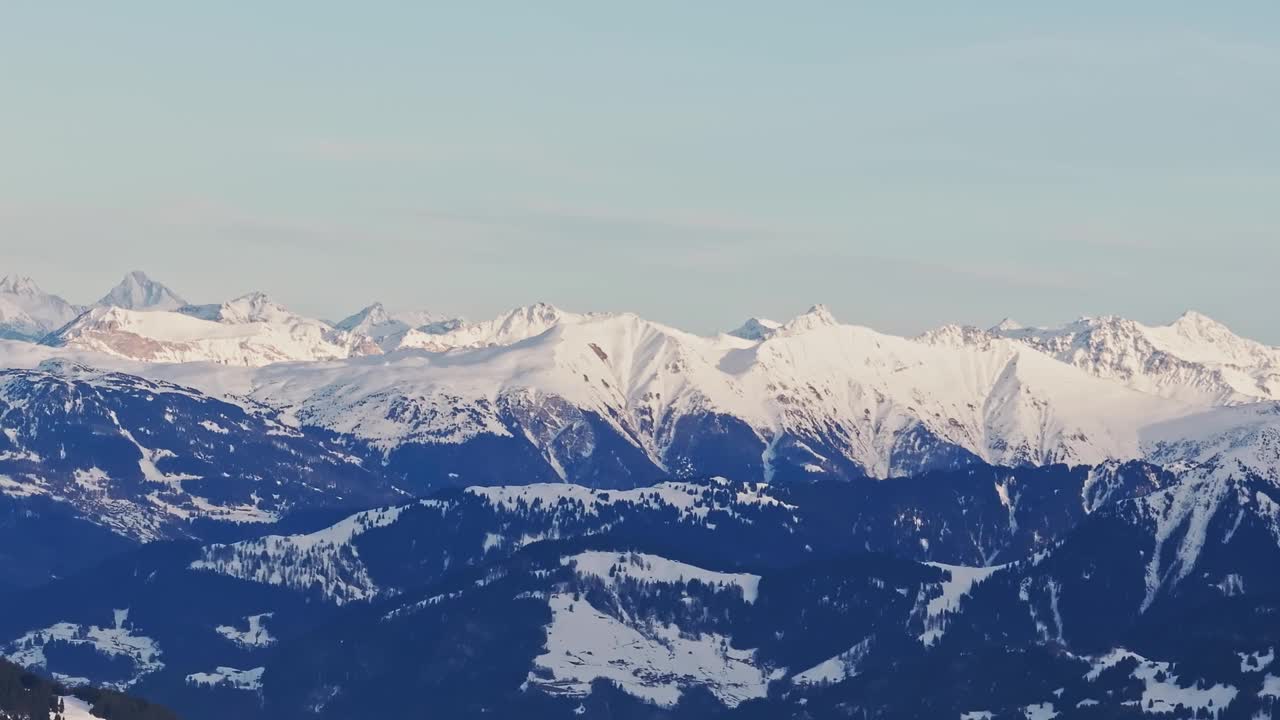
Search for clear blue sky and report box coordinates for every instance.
[2,2,1277,340]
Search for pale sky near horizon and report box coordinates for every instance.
[2,3,1278,341]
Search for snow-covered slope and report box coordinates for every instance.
[96,271,187,311]
[1142,401,1280,483]
[527,576,774,708]
[744,307,1182,477]
[989,312,1280,405]
[941,461,1280,663]
[0,274,84,341]
[191,504,418,604]
[563,550,761,602]
[235,305,1183,481]
[44,293,379,366]
[0,359,391,543]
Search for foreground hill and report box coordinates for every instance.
[3,461,1278,719]
[0,360,399,588]
[0,658,177,720]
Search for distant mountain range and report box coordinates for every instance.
[4,271,1280,719]
[3,271,1279,542]
[4,272,1279,491]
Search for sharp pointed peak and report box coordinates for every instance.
[336,302,395,332]
[98,270,187,310]
[349,301,389,318]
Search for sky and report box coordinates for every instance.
[2,2,1278,341]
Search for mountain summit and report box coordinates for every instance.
[0,274,44,296]
[336,302,395,333]
[97,271,188,311]
[336,302,452,349]
[0,274,83,340]
[778,304,839,334]
[729,317,782,341]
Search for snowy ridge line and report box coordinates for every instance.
[7,296,1280,484]
[792,635,874,686]
[226,305,1186,478]
[987,311,1280,405]
[189,499,446,604]
[564,550,761,603]
[468,477,793,520]
[182,477,786,615]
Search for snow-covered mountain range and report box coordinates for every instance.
[5,270,1280,552]
[988,312,1280,405]
[222,303,1194,486]
[4,271,1280,491]
[6,271,1280,720]
[45,293,383,366]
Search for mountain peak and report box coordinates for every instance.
[0,274,43,296]
[236,290,271,303]
[806,303,835,320]
[216,292,294,324]
[1171,310,1227,332]
[98,270,187,311]
[0,274,84,340]
[729,317,782,341]
[496,302,569,329]
[1166,310,1258,351]
[992,317,1024,332]
[780,304,838,334]
[336,302,391,331]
